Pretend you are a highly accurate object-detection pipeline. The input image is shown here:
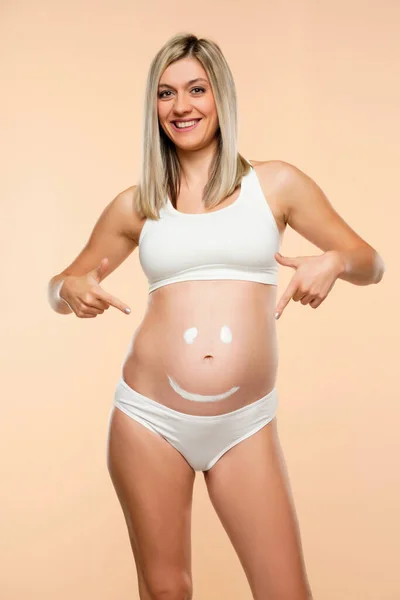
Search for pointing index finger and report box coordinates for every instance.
[275,281,297,318]
[98,289,131,314]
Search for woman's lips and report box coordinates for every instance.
[171,119,201,132]
[167,375,239,403]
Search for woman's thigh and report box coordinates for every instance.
[203,417,313,600]
[106,405,196,599]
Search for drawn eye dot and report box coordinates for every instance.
[220,325,232,344]
[183,327,198,344]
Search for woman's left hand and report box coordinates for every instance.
[274,251,343,319]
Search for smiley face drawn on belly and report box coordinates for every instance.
[167,325,240,403]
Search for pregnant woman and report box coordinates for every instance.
[48,33,385,600]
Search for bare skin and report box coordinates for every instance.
[107,159,313,599]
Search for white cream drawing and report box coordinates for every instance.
[167,325,239,402]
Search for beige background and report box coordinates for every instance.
[1,1,398,598]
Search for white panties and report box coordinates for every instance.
[112,376,278,472]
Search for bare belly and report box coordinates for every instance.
[121,280,279,416]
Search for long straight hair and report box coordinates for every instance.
[133,33,251,220]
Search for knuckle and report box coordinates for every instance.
[83,292,93,304]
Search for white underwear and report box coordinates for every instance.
[112,376,278,472]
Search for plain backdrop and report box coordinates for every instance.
[1,1,399,599]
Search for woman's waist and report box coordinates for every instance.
[121,357,278,416]
[121,331,278,416]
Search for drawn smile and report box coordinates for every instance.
[167,376,239,403]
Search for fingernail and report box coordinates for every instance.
[274,312,280,319]
[125,308,131,314]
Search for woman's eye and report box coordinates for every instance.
[158,87,205,99]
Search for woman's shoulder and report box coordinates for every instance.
[247,160,292,233]
[248,158,290,171]
[248,159,301,193]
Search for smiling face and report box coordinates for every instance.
[157,57,219,151]
[167,324,240,403]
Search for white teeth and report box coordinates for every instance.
[174,120,198,128]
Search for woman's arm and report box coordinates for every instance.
[47,185,140,314]
[275,161,385,286]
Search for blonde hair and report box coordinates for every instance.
[133,32,251,220]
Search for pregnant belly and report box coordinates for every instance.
[121,280,279,416]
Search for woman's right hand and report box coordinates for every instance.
[59,257,131,318]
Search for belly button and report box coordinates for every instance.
[203,354,213,361]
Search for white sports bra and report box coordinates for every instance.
[138,160,281,294]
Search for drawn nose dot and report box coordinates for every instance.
[183,327,198,344]
[220,325,232,344]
